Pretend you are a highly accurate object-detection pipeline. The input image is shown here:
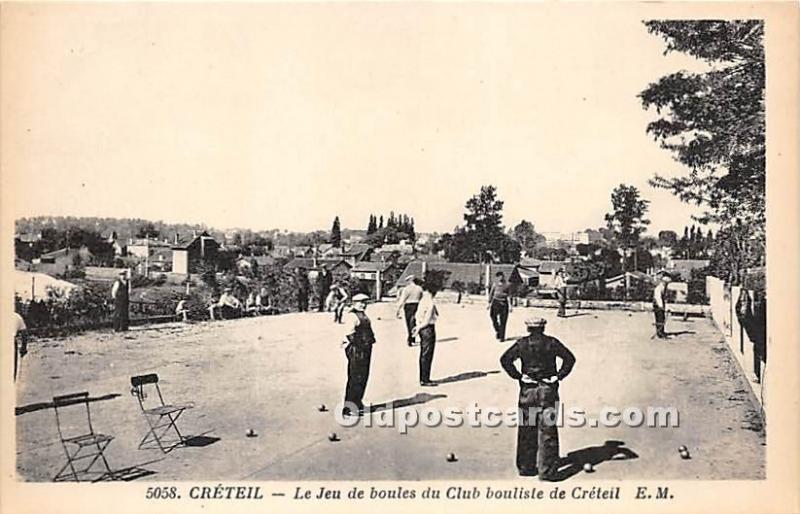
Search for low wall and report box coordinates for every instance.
[706,276,766,411]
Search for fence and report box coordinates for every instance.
[706,276,767,410]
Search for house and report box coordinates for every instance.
[236,255,277,274]
[149,247,174,272]
[104,231,127,256]
[127,238,171,259]
[605,271,655,292]
[271,245,292,259]
[32,246,93,276]
[291,246,314,257]
[666,259,710,281]
[374,240,414,257]
[341,243,373,265]
[350,261,397,298]
[535,261,570,289]
[392,261,521,295]
[284,257,352,276]
[171,231,220,275]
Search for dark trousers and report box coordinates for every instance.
[113,303,129,332]
[297,293,308,312]
[403,303,419,343]
[344,344,372,411]
[490,301,509,340]
[334,302,346,323]
[517,383,560,478]
[654,305,666,337]
[557,288,567,317]
[418,325,436,382]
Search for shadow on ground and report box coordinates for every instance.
[368,393,447,413]
[550,440,639,481]
[435,370,500,384]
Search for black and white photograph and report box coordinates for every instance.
[1,2,798,514]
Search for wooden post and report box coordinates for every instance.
[375,269,382,300]
[31,275,35,301]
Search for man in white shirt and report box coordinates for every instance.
[653,273,671,339]
[210,288,242,320]
[412,281,439,386]
[396,275,424,346]
[554,268,569,318]
[340,294,376,417]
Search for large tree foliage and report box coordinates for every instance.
[442,186,520,263]
[511,220,546,257]
[604,184,650,271]
[639,20,765,281]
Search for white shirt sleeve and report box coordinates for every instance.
[341,312,359,346]
[111,281,119,299]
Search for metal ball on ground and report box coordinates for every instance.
[328,432,339,442]
[246,428,257,437]
[446,452,458,462]
[680,449,691,460]
[318,404,328,412]
[678,445,687,452]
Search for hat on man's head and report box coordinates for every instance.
[352,293,370,302]
[406,275,415,282]
[524,317,547,328]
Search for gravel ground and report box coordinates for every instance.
[15,301,765,481]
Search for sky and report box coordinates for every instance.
[2,3,714,236]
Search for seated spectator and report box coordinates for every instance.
[245,292,259,316]
[213,288,242,320]
[175,298,189,322]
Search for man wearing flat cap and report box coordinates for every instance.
[500,317,576,480]
[339,293,376,417]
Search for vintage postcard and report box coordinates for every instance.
[1,2,798,513]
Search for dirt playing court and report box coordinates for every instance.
[15,301,765,481]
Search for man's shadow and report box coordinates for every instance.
[368,393,447,413]
[435,370,500,385]
[550,440,638,481]
[665,330,695,337]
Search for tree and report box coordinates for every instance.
[658,230,678,247]
[511,220,546,257]
[136,223,160,239]
[604,184,650,271]
[367,215,377,235]
[639,20,765,283]
[443,186,518,263]
[330,216,342,248]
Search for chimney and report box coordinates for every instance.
[174,233,179,245]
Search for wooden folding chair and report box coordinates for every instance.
[52,392,115,482]
[130,373,193,453]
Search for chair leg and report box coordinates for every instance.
[54,446,81,482]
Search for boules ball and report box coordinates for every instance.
[246,428,257,437]
[680,449,691,460]
[318,404,328,412]
[446,452,458,462]
[678,445,687,452]
[328,432,339,442]
[583,462,595,473]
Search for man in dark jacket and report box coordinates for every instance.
[500,317,576,480]
[111,271,130,332]
[340,293,375,417]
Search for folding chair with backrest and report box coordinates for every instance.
[52,392,115,482]
[130,373,193,453]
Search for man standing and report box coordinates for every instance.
[111,270,130,332]
[295,267,310,312]
[330,282,349,323]
[500,317,576,479]
[396,275,424,346]
[488,271,513,341]
[412,280,439,386]
[14,312,28,382]
[340,293,376,417]
[317,268,332,312]
[653,272,671,339]
[554,268,569,318]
